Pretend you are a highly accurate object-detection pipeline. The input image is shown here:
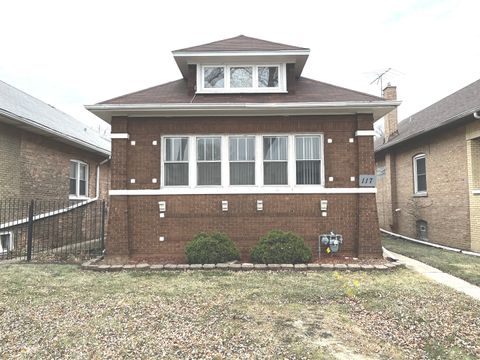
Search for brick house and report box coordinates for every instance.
[375,79,480,252]
[87,35,399,263]
[0,80,111,202]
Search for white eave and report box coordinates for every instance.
[85,101,401,123]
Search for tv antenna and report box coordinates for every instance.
[370,68,392,95]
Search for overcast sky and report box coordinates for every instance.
[1,0,479,133]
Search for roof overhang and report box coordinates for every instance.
[0,109,110,157]
[172,50,310,79]
[86,100,401,124]
[375,106,480,154]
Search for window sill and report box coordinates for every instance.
[196,89,288,94]
[413,192,428,197]
[69,195,91,201]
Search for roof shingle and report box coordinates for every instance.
[173,35,309,53]
[99,77,384,105]
[376,78,480,152]
[0,80,110,155]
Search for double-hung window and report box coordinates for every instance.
[164,137,189,186]
[197,137,221,186]
[69,160,88,197]
[263,136,288,185]
[413,154,427,194]
[229,136,255,185]
[296,136,322,185]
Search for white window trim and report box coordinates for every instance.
[196,136,222,187]
[69,160,89,200]
[228,136,256,186]
[161,137,190,188]
[197,64,287,94]
[160,133,325,193]
[413,154,427,195]
[0,231,14,253]
[294,134,325,186]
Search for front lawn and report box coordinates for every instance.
[382,235,480,286]
[0,264,479,359]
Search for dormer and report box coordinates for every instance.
[172,35,310,95]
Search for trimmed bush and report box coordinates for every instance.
[185,232,240,264]
[251,230,312,264]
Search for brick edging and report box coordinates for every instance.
[81,257,406,272]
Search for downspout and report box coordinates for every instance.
[474,111,480,120]
[95,157,111,200]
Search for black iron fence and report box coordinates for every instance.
[0,199,106,262]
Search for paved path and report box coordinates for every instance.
[383,248,480,301]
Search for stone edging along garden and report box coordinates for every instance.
[81,257,406,272]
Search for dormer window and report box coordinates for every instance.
[198,64,286,93]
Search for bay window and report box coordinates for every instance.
[296,136,321,185]
[229,136,255,185]
[197,137,221,186]
[69,160,88,198]
[164,137,189,186]
[263,136,288,185]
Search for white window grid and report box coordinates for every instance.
[198,64,286,93]
[69,160,88,199]
[413,153,427,195]
[160,134,325,190]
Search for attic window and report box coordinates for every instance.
[198,64,286,93]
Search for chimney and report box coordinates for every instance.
[383,83,398,141]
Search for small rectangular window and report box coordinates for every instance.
[258,66,279,87]
[197,137,221,186]
[414,155,427,193]
[296,136,321,185]
[263,136,288,185]
[165,137,189,186]
[204,67,224,88]
[69,160,88,197]
[229,136,255,185]
[0,233,13,253]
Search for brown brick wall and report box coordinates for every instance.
[0,123,110,201]
[0,122,21,198]
[108,114,381,262]
[376,125,471,250]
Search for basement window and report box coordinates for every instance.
[0,232,14,253]
[198,64,286,93]
[69,160,88,198]
[413,154,427,195]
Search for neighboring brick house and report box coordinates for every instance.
[87,35,399,263]
[375,80,480,252]
[0,80,111,201]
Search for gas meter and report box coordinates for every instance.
[319,231,343,254]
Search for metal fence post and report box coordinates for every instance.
[100,200,106,252]
[27,200,34,261]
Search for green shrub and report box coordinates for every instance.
[250,230,312,264]
[185,232,240,264]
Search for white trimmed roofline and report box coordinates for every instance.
[86,100,401,124]
[172,50,311,57]
[0,108,110,156]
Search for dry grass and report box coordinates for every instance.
[0,264,479,359]
[383,235,480,286]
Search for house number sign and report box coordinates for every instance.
[359,175,376,187]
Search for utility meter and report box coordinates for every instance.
[318,232,343,255]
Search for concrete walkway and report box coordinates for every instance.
[384,248,480,301]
